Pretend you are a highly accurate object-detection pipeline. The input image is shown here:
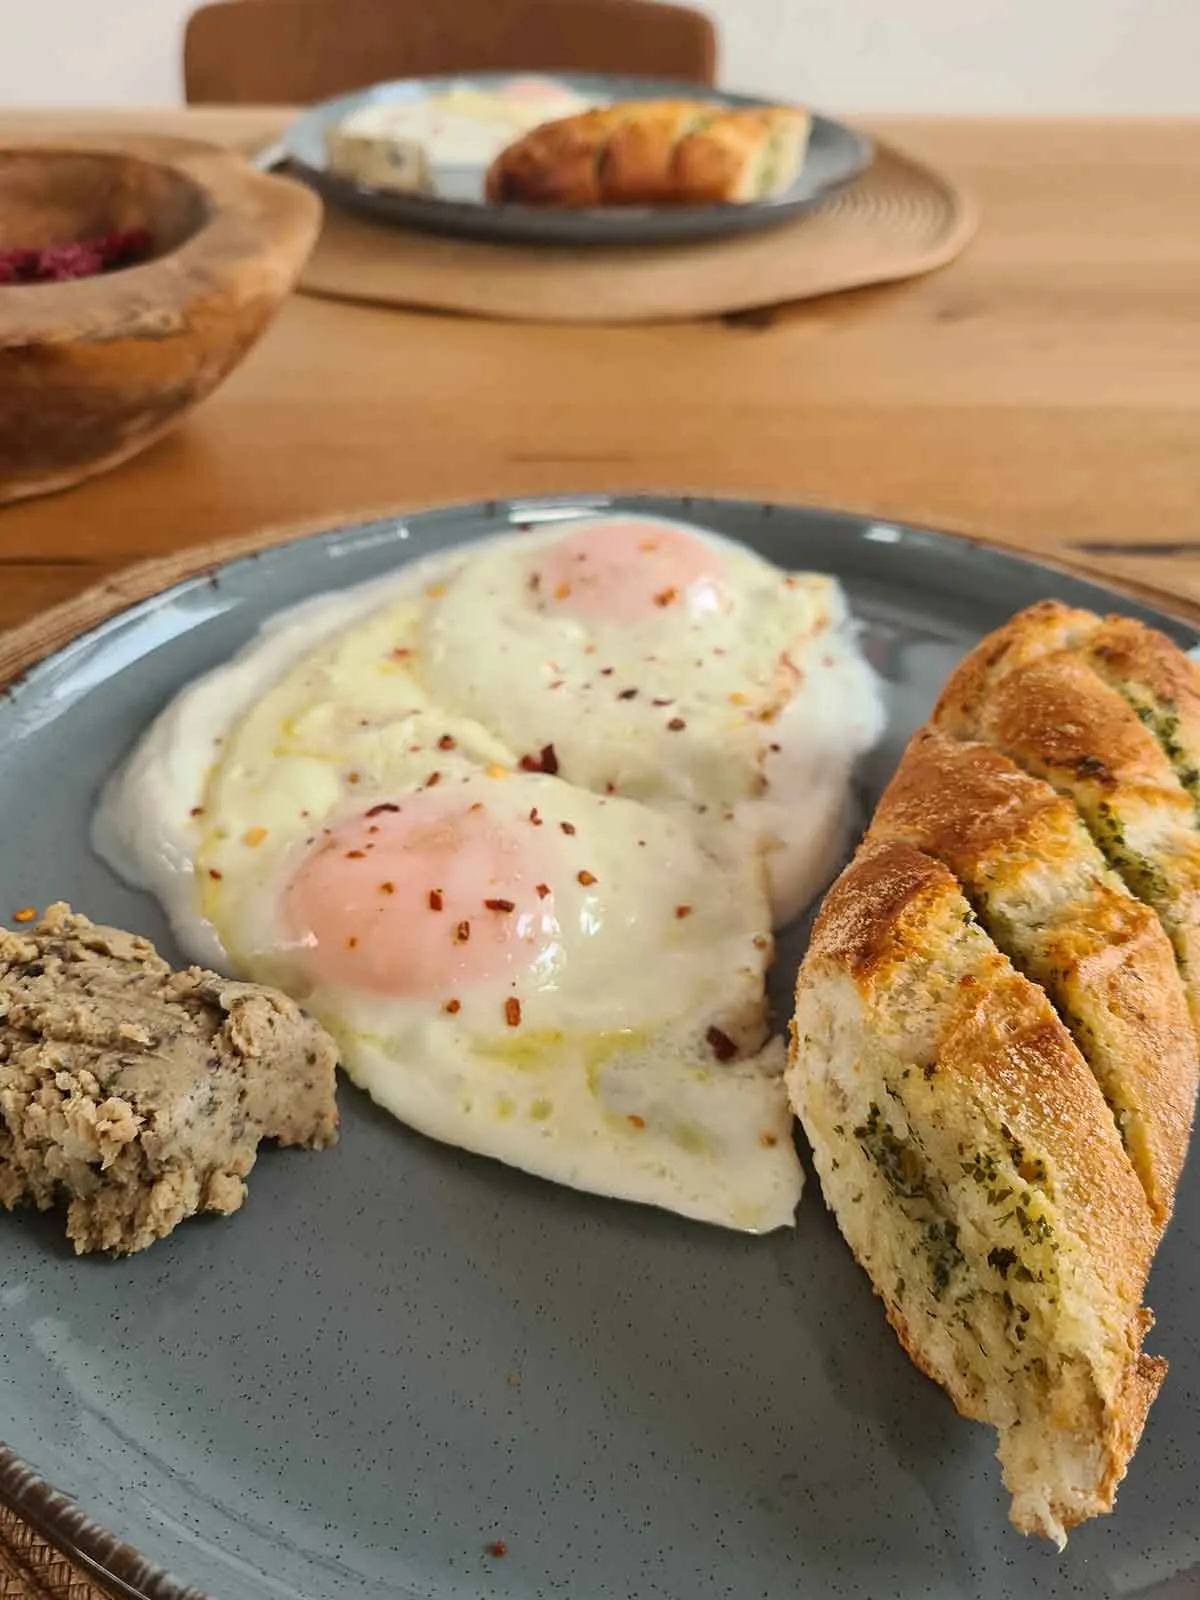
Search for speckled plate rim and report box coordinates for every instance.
[2,491,1199,1600]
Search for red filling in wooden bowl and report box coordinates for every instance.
[0,228,152,285]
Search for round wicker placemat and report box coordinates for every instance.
[296,140,977,322]
[0,1502,108,1600]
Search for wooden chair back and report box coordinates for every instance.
[185,0,717,104]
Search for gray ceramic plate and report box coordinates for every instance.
[1,496,1197,1600]
[278,74,873,244]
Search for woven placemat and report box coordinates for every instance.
[0,1502,108,1600]
[297,139,976,322]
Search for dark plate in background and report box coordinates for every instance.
[279,74,873,244]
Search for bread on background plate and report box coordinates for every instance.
[485,99,811,207]
[789,601,1200,1545]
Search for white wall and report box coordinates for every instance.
[3,0,1200,112]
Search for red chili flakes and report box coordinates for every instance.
[784,575,799,589]
[504,998,522,1028]
[484,897,516,913]
[391,646,412,660]
[627,1114,646,1130]
[429,889,444,911]
[536,883,551,899]
[486,1541,508,1559]
[675,905,693,919]
[528,806,543,826]
[604,781,616,795]
[469,801,484,813]
[577,870,597,887]
[707,1026,737,1063]
[752,934,769,950]
[189,805,205,818]
[651,697,674,707]
[347,936,360,950]
[346,849,366,860]
[560,821,576,836]
[553,582,572,600]
[600,667,614,677]
[443,998,461,1015]
[454,919,471,943]
[380,881,396,895]
[366,802,400,818]
[528,571,541,592]
[760,1131,779,1148]
[208,868,223,881]
[367,825,380,836]
[617,688,638,701]
[347,771,361,784]
[653,587,678,607]
[639,539,659,552]
[549,679,564,690]
[438,734,456,750]
[667,717,686,731]
[769,742,782,754]
[424,770,442,788]
[12,908,36,924]
[519,744,559,775]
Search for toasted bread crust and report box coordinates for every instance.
[1082,614,1200,808]
[866,727,1198,1228]
[794,840,1163,1540]
[934,605,1200,1028]
[806,842,1156,1295]
[485,100,809,206]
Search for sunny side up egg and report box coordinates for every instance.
[95,514,882,1232]
[417,516,883,921]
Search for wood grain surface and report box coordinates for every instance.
[1,106,1200,1600]
[1,110,1200,629]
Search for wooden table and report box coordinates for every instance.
[2,108,1200,1600]
[2,109,1200,635]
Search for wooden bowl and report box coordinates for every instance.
[0,134,321,505]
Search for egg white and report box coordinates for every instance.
[94,513,882,1231]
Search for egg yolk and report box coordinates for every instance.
[282,793,560,997]
[535,519,725,623]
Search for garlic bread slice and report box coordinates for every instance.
[934,604,1200,1026]
[789,840,1161,1545]
[866,726,1197,1229]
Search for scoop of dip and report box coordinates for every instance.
[0,903,338,1255]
